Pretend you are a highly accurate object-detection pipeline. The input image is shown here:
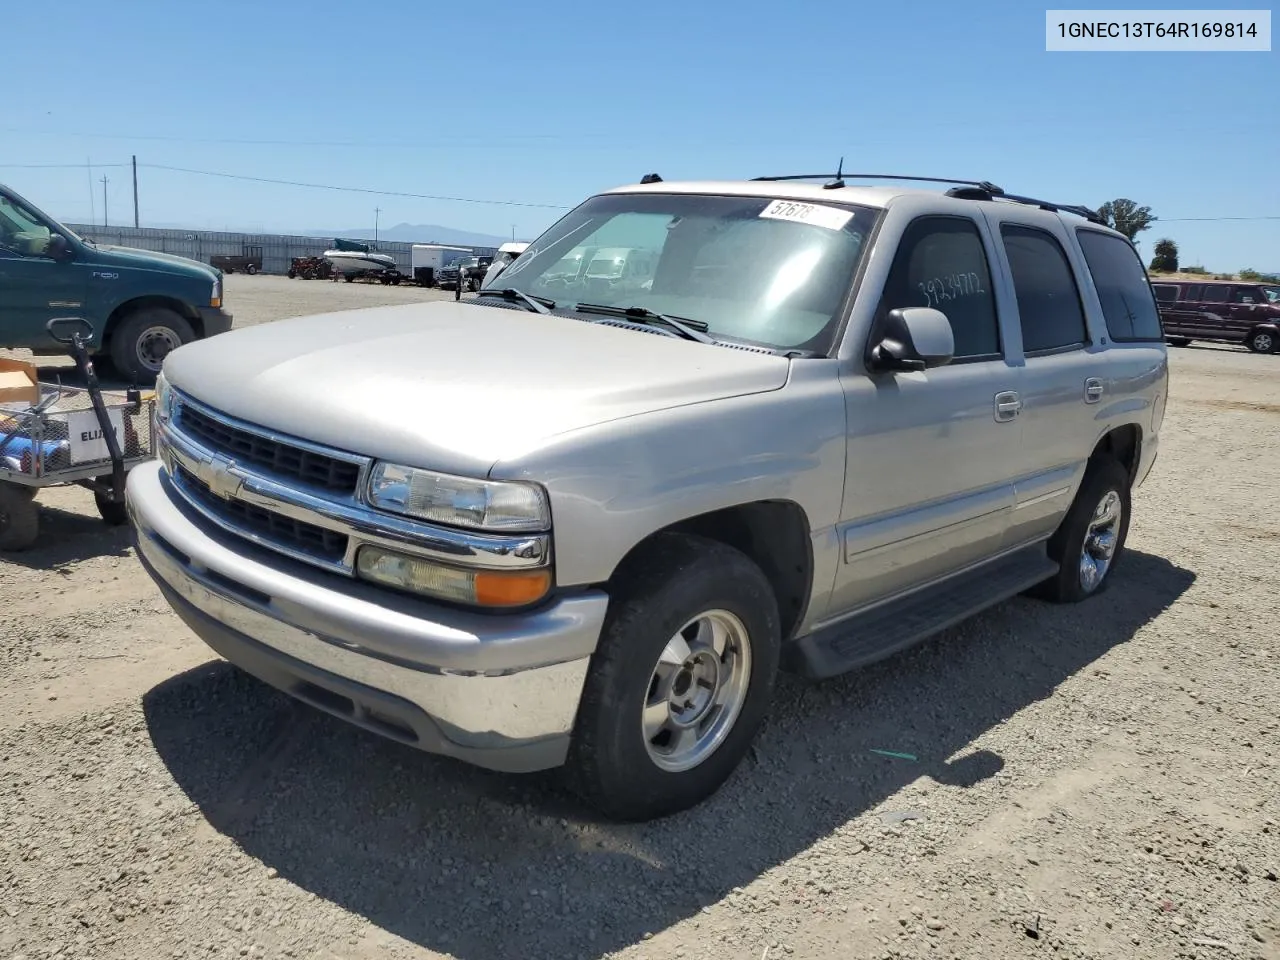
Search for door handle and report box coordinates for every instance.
[994,390,1021,422]
[1084,378,1104,404]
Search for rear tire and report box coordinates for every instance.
[566,533,781,821]
[246,263,258,275]
[1247,329,1276,354]
[108,308,195,384]
[1028,457,1131,604]
[0,484,39,551]
[1167,338,1191,347]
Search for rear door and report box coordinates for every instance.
[980,210,1105,547]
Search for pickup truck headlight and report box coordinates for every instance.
[366,462,550,532]
[356,547,552,607]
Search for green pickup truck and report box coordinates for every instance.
[0,182,232,383]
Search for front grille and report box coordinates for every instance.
[177,404,361,495]
[176,465,349,562]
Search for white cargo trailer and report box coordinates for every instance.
[410,244,473,286]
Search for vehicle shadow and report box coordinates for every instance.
[142,549,1194,960]
[0,502,133,568]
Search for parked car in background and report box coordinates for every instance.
[0,182,232,382]
[437,255,493,292]
[1150,278,1280,353]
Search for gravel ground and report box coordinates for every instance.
[2,276,1277,960]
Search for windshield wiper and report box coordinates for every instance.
[474,288,553,314]
[574,302,715,344]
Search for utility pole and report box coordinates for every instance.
[132,155,139,228]
[374,207,381,244]
[100,176,109,227]
[511,224,516,241]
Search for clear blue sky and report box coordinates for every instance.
[3,0,1276,269]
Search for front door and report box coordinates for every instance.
[831,213,1022,615]
[0,192,88,351]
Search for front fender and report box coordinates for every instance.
[490,366,848,589]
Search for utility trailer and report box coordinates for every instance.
[409,244,472,287]
[210,246,264,275]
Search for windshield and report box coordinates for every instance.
[494,192,878,352]
[1262,285,1280,304]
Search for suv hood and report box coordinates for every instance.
[163,301,790,477]
[93,244,217,281]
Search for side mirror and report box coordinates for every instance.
[869,307,954,372]
[47,234,74,262]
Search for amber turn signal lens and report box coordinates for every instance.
[474,569,553,607]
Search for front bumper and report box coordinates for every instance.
[197,306,234,337]
[126,460,608,772]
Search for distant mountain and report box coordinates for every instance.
[311,222,512,248]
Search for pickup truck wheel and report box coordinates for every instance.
[1167,338,1191,347]
[109,308,195,384]
[0,484,40,552]
[567,533,781,821]
[245,263,258,275]
[1029,457,1131,604]
[1247,330,1275,353]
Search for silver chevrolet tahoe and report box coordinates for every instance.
[126,173,1168,821]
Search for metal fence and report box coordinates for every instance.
[64,224,498,276]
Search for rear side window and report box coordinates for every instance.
[1075,230,1164,341]
[1000,224,1088,353]
[1152,283,1179,304]
[877,216,1001,359]
[1201,285,1230,303]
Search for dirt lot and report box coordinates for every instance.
[2,275,1277,960]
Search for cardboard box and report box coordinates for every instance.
[0,358,40,407]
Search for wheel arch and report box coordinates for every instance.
[1090,422,1143,488]
[603,499,814,644]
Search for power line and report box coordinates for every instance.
[138,163,571,209]
[0,162,130,168]
[1157,216,1280,222]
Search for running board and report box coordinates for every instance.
[784,545,1060,681]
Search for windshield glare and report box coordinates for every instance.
[496,193,877,352]
[1262,285,1280,304]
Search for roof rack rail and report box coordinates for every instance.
[752,169,1003,192]
[944,184,1107,225]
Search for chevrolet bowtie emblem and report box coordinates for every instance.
[199,454,244,500]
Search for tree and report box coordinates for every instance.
[1238,268,1263,281]
[1149,238,1179,273]
[1098,199,1156,241]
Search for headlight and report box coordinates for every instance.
[366,463,550,532]
[211,275,222,308]
[154,372,175,422]
[356,546,552,607]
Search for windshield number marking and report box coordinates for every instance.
[759,199,854,232]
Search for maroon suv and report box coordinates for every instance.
[1151,278,1280,353]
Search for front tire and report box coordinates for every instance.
[567,533,780,821]
[1247,329,1275,354]
[1029,457,1131,604]
[1167,337,1192,347]
[245,263,258,275]
[94,489,129,526]
[108,308,195,384]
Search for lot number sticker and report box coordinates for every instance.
[67,408,126,464]
[759,199,854,231]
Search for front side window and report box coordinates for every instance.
[0,193,55,258]
[1075,229,1164,341]
[1000,224,1088,353]
[1232,286,1261,304]
[1262,285,1280,304]
[496,193,877,353]
[875,216,1000,359]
